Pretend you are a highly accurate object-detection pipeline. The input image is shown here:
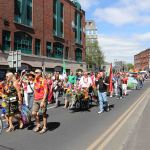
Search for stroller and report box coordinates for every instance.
[70,88,90,111]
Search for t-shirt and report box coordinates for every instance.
[68,75,76,84]
[79,76,92,88]
[96,77,108,92]
[34,78,48,101]
[122,77,128,84]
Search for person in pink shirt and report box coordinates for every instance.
[46,74,53,104]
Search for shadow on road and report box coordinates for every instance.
[0,145,14,150]
[47,122,60,131]
[27,121,60,132]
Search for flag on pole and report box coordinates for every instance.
[109,63,113,93]
[63,61,66,74]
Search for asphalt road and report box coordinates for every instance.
[0,80,150,150]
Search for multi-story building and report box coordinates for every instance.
[134,49,150,71]
[0,0,86,74]
[85,20,98,43]
[85,20,99,71]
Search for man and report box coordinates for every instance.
[32,69,48,133]
[68,71,77,84]
[117,73,123,99]
[96,72,109,114]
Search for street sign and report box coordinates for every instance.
[7,51,21,72]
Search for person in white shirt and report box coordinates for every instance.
[79,72,92,88]
[27,72,35,110]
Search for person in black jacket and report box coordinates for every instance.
[96,72,109,114]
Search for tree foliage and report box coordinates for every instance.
[126,63,134,71]
[86,41,104,68]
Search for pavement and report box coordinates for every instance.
[0,80,150,150]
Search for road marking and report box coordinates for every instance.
[87,88,150,150]
[47,106,56,110]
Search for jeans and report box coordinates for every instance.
[98,91,107,112]
[53,91,59,106]
[117,86,123,98]
[28,93,34,110]
[122,84,127,95]
[24,92,28,107]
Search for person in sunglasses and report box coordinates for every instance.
[32,69,48,134]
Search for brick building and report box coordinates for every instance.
[0,0,86,74]
[134,49,150,71]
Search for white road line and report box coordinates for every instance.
[47,106,56,110]
[87,87,150,150]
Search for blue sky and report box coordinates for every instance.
[78,0,150,63]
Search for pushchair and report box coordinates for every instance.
[70,88,90,111]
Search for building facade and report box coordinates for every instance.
[134,49,150,71]
[0,0,86,73]
[85,20,99,71]
[85,20,98,43]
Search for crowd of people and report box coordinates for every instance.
[0,68,148,134]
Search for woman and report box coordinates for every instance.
[3,72,23,132]
[27,72,35,110]
[53,74,62,108]
[46,74,53,104]
[63,78,71,109]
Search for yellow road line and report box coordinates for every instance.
[87,88,150,150]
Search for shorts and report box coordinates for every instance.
[32,100,47,113]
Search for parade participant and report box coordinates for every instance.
[27,72,35,110]
[32,69,48,133]
[20,71,28,107]
[68,71,77,84]
[122,74,128,96]
[79,72,92,89]
[113,74,118,96]
[96,71,109,114]
[3,72,23,132]
[117,73,123,99]
[63,77,71,109]
[53,74,62,108]
[46,74,53,104]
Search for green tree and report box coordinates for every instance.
[127,63,134,71]
[86,41,104,70]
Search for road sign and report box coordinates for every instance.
[7,51,21,72]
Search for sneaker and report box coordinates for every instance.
[120,97,123,99]
[98,110,103,114]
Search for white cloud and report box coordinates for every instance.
[133,32,150,42]
[94,0,150,26]
[78,0,100,10]
[98,34,149,63]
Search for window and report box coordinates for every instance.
[75,48,82,62]
[35,39,40,55]
[2,30,11,51]
[27,0,32,26]
[75,11,82,44]
[53,42,64,59]
[60,3,64,36]
[65,47,69,59]
[53,0,64,37]
[14,0,32,26]
[47,42,52,57]
[14,32,32,54]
